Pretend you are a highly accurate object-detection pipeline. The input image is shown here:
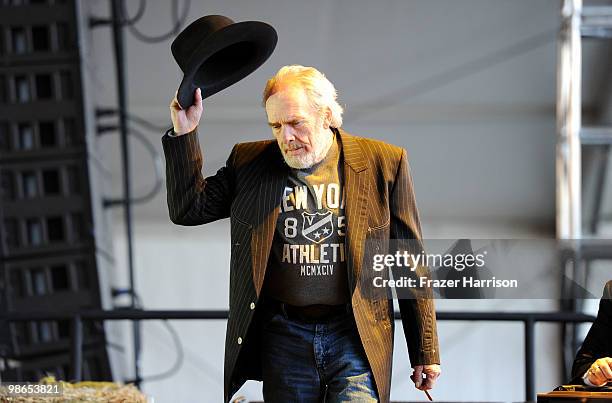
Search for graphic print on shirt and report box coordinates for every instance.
[302,211,333,243]
[279,182,345,276]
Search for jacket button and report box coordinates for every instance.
[237,337,243,345]
[250,302,255,310]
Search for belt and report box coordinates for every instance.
[263,297,352,324]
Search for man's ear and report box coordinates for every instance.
[323,107,332,128]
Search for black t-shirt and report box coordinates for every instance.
[262,134,350,306]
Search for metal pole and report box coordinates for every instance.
[556,0,582,241]
[110,0,141,387]
[70,315,83,382]
[556,0,583,383]
[524,318,535,402]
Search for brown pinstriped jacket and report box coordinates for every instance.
[162,127,440,403]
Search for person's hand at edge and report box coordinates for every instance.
[584,357,612,387]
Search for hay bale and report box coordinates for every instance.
[0,376,148,402]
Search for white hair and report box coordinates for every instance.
[263,65,344,128]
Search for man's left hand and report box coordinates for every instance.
[411,364,441,391]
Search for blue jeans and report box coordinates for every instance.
[259,306,379,402]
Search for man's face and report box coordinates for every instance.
[265,85,332,169]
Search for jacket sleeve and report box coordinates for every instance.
[390,148,441,366]
[570,281,612,383]
[162,127,236,225]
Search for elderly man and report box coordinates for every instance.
[571,280,612,387]
[162,65,440,403]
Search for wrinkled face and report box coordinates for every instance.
[265,86,332,169]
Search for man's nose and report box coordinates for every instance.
[281,126,295,142]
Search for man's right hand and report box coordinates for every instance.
[169,87,203,135]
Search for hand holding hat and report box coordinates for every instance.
[169,88,203,135]
[171,15,277,109]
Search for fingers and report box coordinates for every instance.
[169,90,182,111]
[596,358,612,381]
[588,358,612,386]
[186,87,203,125]
[412,364,441,391]
[411,366,424,389]
[194,87,202,107]
[421,366,441,390]
[421,377,434,390]
[588,366,606,386]
[189,88,203,114]
[169,88,201,114]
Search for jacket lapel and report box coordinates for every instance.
[338,129,370,292]
[251,145,288,295]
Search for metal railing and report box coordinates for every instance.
[1,309,596,402]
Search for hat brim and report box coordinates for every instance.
[176,21,277,109]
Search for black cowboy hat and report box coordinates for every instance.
[171,15,277,108]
